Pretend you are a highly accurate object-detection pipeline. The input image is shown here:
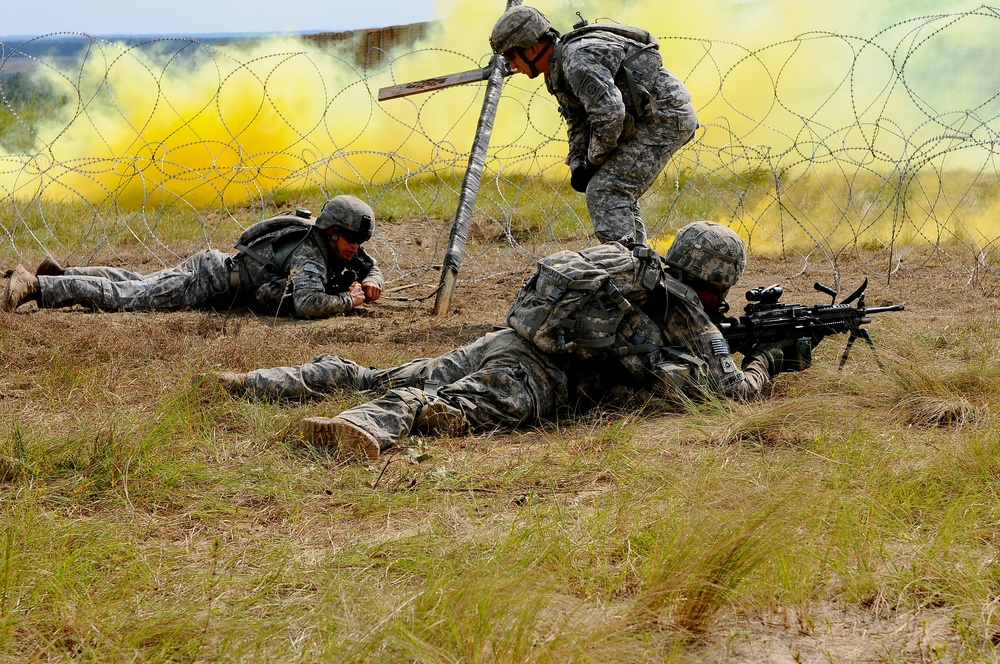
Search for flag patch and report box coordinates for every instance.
[711,338,731,356]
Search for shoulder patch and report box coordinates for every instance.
[576,72,608,103]
[710,338,731,356]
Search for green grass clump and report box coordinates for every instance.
[0,218,998,661]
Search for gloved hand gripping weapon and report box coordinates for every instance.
[717,279,905,369]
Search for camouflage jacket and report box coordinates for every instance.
[238,229,383,318]
[636,271,771,400]
[545,28,693,171]
[562,270,771,402]
[656,282,771,400]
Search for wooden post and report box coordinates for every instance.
[433,0,522,315]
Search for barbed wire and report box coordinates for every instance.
[0,7,998,292]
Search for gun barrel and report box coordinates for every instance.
[865,304,905,314]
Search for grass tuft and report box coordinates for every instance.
[628,510,780,636]
[887,363,998,428]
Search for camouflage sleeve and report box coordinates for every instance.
[557,98,591,172]
[665,301,771,400]
[358,249,384,288]
[560,40,628,166]
[286,242,353,318]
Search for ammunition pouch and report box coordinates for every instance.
[652,346,710,399]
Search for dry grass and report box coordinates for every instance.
[1,244,999,662]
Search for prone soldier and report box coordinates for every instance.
[2,195,383,318]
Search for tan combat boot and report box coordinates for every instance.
[217,372,247,395]
[414,400,467,436]
[297,417,381,461]
[35,256,66,276]
[2,265,40,312]
[192,372,247,398]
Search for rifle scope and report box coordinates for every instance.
[745,284,783,304]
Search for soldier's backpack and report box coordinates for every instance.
[506,242,665,360]
[234,207,319,278]
[559,22,659,53]
[557,21,662,117]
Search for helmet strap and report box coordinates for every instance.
[521,39,553,77]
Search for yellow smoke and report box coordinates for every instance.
[0,0,995,255]
[14,37,386,208]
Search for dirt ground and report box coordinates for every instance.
[2,235,998,662]
[3,237,996,438]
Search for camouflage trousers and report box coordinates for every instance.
[587,101,699,245]
[38,250,235,311]
[244,328,573,450]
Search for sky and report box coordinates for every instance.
[2,0,987,39]
[2,0,994,233]
[1,0,439,37]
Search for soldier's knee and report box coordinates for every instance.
[310,353,340,363]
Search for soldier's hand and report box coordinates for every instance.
[348,282,366,308]
[570,162,598,193]
[362,280,382,303]
[743,338,812,376]
[782,338,813,372]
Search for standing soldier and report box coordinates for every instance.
[2,195,384,318]
[210,222,810,461]
[490,5,699,246]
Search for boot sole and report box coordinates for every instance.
[298,417,380,461]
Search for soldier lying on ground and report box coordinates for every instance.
[490,5,699,247]
[209,222,811,461]
[2,195,383,318]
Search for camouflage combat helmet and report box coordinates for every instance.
[490,5,552,55]
[315,195,375,243]
[663,221,747,288]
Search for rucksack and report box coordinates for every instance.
[234,208,319,277]
[560,22,659,52]
[506,242,664,359]
[558,22,661,117]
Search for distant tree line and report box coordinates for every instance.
[0,73,67,152]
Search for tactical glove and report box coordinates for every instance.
[742,338,813,376]
[570,161,599,193]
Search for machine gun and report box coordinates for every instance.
[717,279,905,369]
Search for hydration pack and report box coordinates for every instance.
[234,207,318,277]
[506,242,664,360]
[558,22,661,117]
[560,22,659,52]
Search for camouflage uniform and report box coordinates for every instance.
[39,250,233,312]
[235,235,382,318]
[36,233,382,317]
[245,328,571,451]
[655,279,770,400]
[547,28,699,245]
